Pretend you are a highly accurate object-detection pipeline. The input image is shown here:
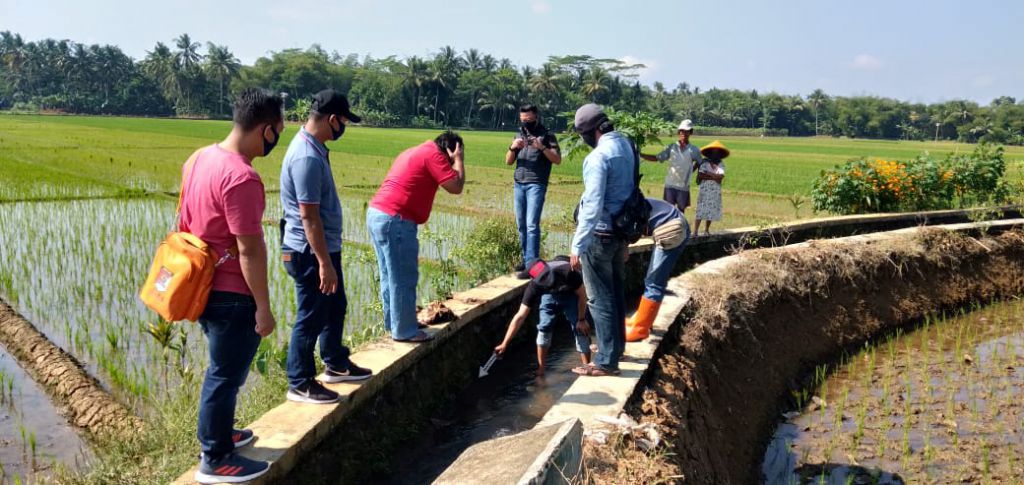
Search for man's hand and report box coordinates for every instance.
[447,141,464,161]
[494,342,508,355]
[510,138,526,151]
[529,137,545,150]
[575,319,590,337]
[319,262,338,295]
[255,306,276,337]
[570,254,581,271]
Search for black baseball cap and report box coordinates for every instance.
[311,89,361,123]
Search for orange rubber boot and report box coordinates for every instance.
[625,297,661,342]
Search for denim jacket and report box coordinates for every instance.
[571,131,636,255]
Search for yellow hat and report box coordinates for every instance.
[701,140,730,159]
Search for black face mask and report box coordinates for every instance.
[330,117,346,140]
[263,125,280,156]
[522,120,538,133]
[581,131,598,148]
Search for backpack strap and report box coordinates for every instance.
[176,148,204,216]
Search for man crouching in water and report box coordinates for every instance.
[494,257,591,375]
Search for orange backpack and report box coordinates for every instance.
[139,149,233,322]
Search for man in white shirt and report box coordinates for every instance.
[640,119,701,214]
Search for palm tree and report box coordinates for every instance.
[402,56,429,118]
[528,64,561,111]
[204,43,241,116]
[481,54,497,74]
[143,42,178,107]
[581,66,610,100]
[428,58,453,123]
[462,48,483,71]
[808,89,829,136]
[173,34,202,72]
[173,34,202,113]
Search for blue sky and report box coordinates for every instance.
[3,0,1021,104]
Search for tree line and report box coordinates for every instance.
[2,31,1022,144]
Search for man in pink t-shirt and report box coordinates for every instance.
[178,88,283,485]
[367,131,466,342]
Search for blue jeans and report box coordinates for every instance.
[366,207,420,340]
[197,291,262,459]
[581,236,627,371]
[282,248,352,389]
[644,226,690,302]
[514,182,548,263]
[537,292,591,355]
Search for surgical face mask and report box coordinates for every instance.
[330,117,346,140]
[522,120,538,132]
[263,125,280,156]
[581,130,598,148]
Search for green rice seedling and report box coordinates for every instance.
[853,399,869,449]
[28,431,36,467]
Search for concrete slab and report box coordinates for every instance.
[433,419,582,485]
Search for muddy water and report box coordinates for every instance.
[0,350,89,482]
[762,299,1024,484]
[371,324,584,484]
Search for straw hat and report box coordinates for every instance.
[700,140,730,159]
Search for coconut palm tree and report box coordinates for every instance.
[402,56,429,118]
[173,34,202,113]
[143,42,178,108]
[204,43,241,116]
[581,66,610,100]
[808,89,829,136]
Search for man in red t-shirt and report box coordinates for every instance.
[366,131,466,342]
[178,88,283,484]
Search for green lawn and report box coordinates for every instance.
[3,113,1022,228]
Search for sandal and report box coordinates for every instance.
[393,330,434,343]
[571,365,620,377]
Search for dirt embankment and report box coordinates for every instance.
[0,299,141,438]
[587,228,1024,484]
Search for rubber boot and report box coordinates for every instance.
[625,297,661,342]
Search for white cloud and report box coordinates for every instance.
[851,54,882,70]
[531,1,551,14]
[619,55,658,80]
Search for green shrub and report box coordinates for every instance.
[452,218,520,284]
[811,143,1014,214]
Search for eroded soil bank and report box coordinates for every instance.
[585,228,1024,484]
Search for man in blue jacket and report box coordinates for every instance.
[569,103,635,377]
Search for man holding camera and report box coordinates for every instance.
[505,104,561,279]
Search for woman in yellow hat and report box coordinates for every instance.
[694,140,729,235]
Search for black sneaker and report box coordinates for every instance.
[232,428,255,448]
[195,452,270,484]
[516,269,531,280]
[514,262,526,272]
[286,381,340,404]
[319,363,373,383]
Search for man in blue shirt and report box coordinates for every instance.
[625,198,690,342]
[569,103,635,377]
[280,90,372,405]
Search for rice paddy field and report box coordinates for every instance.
[763,299,1024,484]
[1,113,1024,482]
